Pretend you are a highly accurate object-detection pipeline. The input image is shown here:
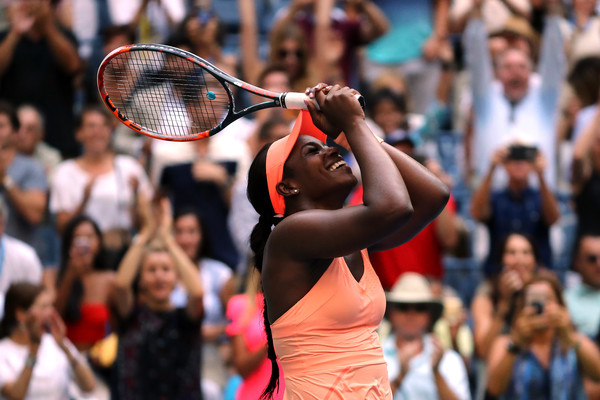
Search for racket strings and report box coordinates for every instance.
[102,49,230,138]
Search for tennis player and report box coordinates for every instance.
[246,83,450,399]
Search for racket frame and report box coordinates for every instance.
[98,43,289,141]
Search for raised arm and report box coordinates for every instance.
[538,13,565,96]
[271,85,415,260]
[367,144,449,252]
[157,198,204,320]
[463,2,493,99]
[110,196,155,319]
[238,0,264,85]
[348,0,390,44]
[38,3,81,76]
[471,147,506,222]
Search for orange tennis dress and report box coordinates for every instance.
[270,249,393,400]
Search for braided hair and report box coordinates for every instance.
[247,143,284,399]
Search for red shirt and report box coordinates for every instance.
[349,186,455,290]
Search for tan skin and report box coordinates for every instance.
[54,220,115,351]
[1,291,95,399]
[262,84,449,323]
[487,281,600,396]
[471,233,537,358]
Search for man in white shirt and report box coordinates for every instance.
[382,273,471,400]
[0,197,43,319]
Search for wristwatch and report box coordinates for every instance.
[25,354,37,368]
[507,340,522,355]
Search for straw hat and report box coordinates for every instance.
[385,273,444,323]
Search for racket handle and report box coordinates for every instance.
[281,92,365,111]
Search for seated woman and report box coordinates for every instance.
[486,272,600,399]
[109,197,204,399]
[54,215,114,352]
[471,232,541,359]
[169,208,236,397]
[0,283,95,399]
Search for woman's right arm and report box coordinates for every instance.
[237,0,264,85]
[472,294,508,359]
[110,196,155,319]
[272,86,414,260]
[1,344,39,400]
[486,335,517,396]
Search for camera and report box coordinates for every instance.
[507,144,538,161]
[531,300,545,315]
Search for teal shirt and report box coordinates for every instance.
[565,283,600,338]
[366,0,434,65]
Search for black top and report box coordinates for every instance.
[113,305,202,400]
[0,28,78,157]
[575,169,600,237]
[160,162,239,270]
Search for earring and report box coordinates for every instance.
[292,189,299,194]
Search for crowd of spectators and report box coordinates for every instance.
[1,0,600,399]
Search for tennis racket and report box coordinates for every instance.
[97,43,364,141]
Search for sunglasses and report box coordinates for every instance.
[278,49,304,59]
[585,254,600,264]
[391,303,430,313]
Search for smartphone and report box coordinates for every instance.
[507,144,538,161]
[531,300,545,315]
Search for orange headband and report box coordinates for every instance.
[265,110,327,217]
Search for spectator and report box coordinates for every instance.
[571,102,600,237]
[565,232,600,339]
[463,1,565,189]
[271,0,389,87]
[382,273,471,400]
[169,208,235,399]
[159,138,239,270]
[239,0,313,93]
[565,232,600,398]
[0,101,48,258]
[225,267,284,400]
[0,282,95,399]
[363,0,450,114]
[0,189,43,321]
[16,104,61,180]
[486,272,600,399]
[471,232,541,359]
[565,56,600,143]
[471,144,560,274]
[49,106,153,267]
[109,196,204,400]
[564,0,600,64]
[0,0,81,157]
[54,215,114,353]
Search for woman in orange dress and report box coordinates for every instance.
[246,84,450,399]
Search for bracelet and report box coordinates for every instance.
[25,354,37,369]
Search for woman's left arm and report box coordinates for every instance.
[369,143,449,252]
[49,310,95,392]
[570,333,600,382]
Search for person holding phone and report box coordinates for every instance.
[246,84,449,399]
[486,272,600,399]
[471,143,561,275]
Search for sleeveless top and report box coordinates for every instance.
[270,249,392,400]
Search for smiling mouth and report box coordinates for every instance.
[328,160,347,171]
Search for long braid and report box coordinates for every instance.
[247,144,283,399]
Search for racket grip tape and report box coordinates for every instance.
[281,92,365,111]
